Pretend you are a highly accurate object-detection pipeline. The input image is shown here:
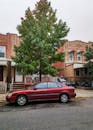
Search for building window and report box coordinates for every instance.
[0,46,6,58]
[77,52,82,61]
[69,52,74,61]
[15,68,23,82]
[75,69,80,76]
[16,68,22,75]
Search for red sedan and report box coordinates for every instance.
[6,82,76,106]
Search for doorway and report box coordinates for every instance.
[0,66,3,81]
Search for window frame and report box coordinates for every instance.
[35,82,48,89]
[77,52,82,61]
[69,51,74,62]
[0,46,6,58]
[48,82,62,88]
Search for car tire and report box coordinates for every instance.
[60,94,69,103]
[16,95,28,106]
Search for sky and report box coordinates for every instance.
[0,0,93,42]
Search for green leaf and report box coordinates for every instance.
[12,0,69,81]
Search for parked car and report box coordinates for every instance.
[66,81,78,88]
[57,77,77,88]
[80,81,92,87]
[6,82,76,106]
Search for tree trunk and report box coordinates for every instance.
[39,69,42,82]
[39,59,42,82]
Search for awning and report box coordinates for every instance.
[77,50,84,53]
[73,63,84,69]
[0,58,15,66]
[68,50,75,53]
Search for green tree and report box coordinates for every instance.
[13,0,69,81]
[84,46,93,77]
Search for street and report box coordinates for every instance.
[0,98,93,130]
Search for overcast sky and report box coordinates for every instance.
[0,0,93,42]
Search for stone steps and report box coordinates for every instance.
[11,82,25,90]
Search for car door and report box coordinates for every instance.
[29,82,49,101]
[47,82,62,100]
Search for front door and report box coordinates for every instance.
[0,66,3,81]
[29,82,48,101]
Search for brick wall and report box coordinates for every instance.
[64,41,93,81]
[64,41,85,63]
[54,40,93,81]
[65,64,75,81]
[0,33,20,58]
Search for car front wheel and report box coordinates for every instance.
[60,94,69,103]
[16,95,28,106]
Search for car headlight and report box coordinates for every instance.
[7,93,13,97]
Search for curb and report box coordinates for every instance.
[0,96,93,106]
[76,96,93,99]
[0,102,6,107]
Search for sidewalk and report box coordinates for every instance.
[0,89,93,105]
[76,89,93,98]
[0,93,6,105]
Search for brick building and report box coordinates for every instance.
[0,33,20,92]
[57,40,93,82]
[0,33,92,92]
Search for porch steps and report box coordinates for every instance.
[12,82,25,91]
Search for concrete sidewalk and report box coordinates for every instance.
[0,89,93,105]
[0,93,6,104]
[76,89,93,98]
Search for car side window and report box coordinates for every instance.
[35,83,48,89]
[48,82,58,88]
[57,83,62,88]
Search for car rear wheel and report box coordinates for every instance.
[60,94,69,103]
[16,95,28,106]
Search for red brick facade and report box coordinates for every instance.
[0,33,20,58]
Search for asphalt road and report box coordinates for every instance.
[0,98,93,130]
